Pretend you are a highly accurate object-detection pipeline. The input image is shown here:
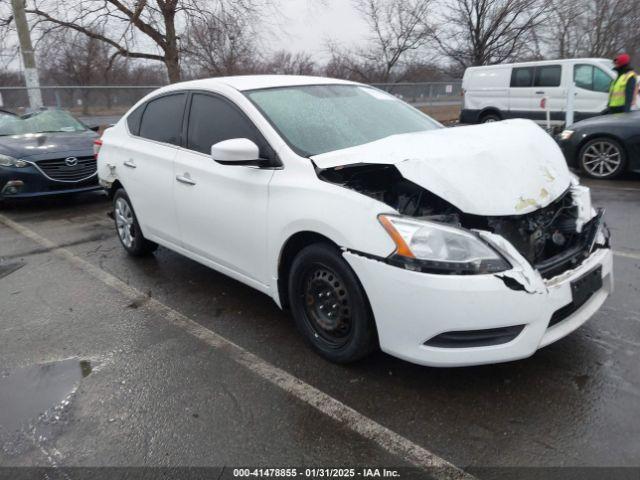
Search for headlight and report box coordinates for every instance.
[0,154,29,168]
[378,215,510,274]
[559,130,574,141]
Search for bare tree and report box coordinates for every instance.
[25,0,269,83]
[541,0,584,58]
[436,0,548,70]
[539,0,640,60]
[182,8,260,77]
[581,0,640,57]
[329,0,433,83]
[261,51,316,75]
[0,2,20,71]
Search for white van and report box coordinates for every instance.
[460,58,616,126]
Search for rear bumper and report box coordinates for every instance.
[344,247,613,367]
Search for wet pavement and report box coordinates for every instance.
[0,175,639,477]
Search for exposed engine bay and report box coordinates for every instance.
[317,163,609,279]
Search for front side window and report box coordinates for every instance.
[534,65,561,87]
[574,64,613,93]
[245,85,439,157]
[511,67,534,87]
[593,67,613,92]
[186,93,270,157]
[138,93,186,145]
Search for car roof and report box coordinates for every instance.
[158,75,362,93]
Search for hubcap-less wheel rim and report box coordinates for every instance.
[302,265,352,348]
[115,198,135,248]
[582,141,622,177]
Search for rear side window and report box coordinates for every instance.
[575,65,613,93]
[126,104,145,136]
[186,93,271,158]
[534,65,561,87]
[511,67,534,87]
[138,93,186,145]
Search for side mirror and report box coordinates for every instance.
[211,138,264,165]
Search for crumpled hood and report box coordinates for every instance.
[311,119,572,216]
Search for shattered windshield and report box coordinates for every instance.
[245,85,440,157]
[0,110,87,136]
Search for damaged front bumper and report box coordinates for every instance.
[344,243,613,367]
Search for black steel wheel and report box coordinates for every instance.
[288,243,377,363]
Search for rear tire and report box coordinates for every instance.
[480,112,501,123]
[113,189,158,256]
[578,137,627,179]
[288,243,377,364]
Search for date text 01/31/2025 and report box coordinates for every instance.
[232,468,401,478]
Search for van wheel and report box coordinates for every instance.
[480,112,501,123]
[578,138,627,179]
[288,243,377,364]
[113,189,158,256]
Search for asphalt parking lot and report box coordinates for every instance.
[0,175,639,479]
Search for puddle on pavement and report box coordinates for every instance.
[0,358,92,454]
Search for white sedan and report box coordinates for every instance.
[97,75,613,367]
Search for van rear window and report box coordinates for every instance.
[511,68,534,87]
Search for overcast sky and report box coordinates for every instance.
[269,0,369,60]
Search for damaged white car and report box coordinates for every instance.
[97,76,613,367]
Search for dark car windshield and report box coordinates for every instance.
[0,110,87,136]
[245,85,440,157]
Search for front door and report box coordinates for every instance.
[573,64,614,119]
[173,92,276,286]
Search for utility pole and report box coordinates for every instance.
[11,0,43,109]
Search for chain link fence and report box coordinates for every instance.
[0,81,463,124]
[372,81,463,107]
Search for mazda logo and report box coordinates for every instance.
[64,157,78,167]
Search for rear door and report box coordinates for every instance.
[118,93,186,246]
[573,63,614,118]
[508,66,536,116]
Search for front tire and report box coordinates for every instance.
[578,137,627,179]
[113,189,158,256]
[288,243,377,364]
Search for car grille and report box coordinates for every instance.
[36,156,97,182]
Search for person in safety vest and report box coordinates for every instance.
[606,53,637,114]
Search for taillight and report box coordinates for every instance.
[93,138,103,159]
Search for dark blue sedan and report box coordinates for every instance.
[0,109,101,201]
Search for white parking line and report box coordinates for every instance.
[614,250,640,261]
[0,213,473,480]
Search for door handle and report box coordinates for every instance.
[176,174,196,186]
[123,159,137,169]
[535,91,545,95]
